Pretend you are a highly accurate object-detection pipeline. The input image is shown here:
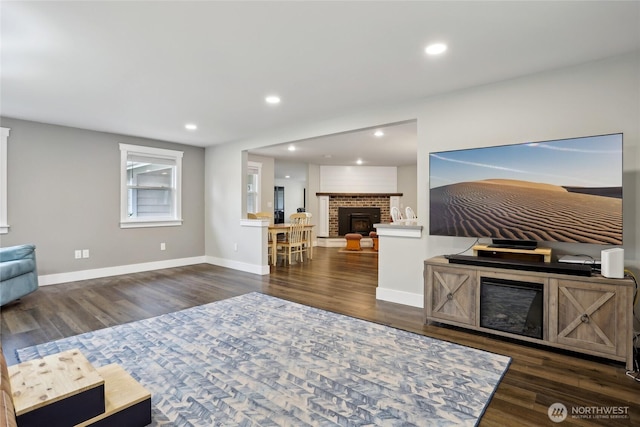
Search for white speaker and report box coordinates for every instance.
[601,248,624,278]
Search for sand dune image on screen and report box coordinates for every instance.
[429,179,622,245]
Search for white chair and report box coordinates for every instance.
[290,212,310,224]
[277,220,306,264]
[405,206,416,220]
[390,206,403,223]
[303,212,313,257]
[254,211,274,225]
[290,213,312,259]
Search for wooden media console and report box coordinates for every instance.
[424,256,635,370]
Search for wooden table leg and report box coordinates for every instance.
[270,231,277,265]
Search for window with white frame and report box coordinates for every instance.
[0,127,10,234]
[246,161,262,213]
[120,143,183,228]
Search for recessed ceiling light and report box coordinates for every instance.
[374,130,384,137]
[285,175,290,179]
[356,159,363,165]
[185,123,198,131]
[265,95,281,104]
[288,145,296,151]
[425,43,447,55]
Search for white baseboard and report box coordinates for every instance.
[38,256,208,286]
[205,256,270,275]
[316,238,344,248]
[376,287,423,308]
[316,237,373,248]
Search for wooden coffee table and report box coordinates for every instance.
[9,349,151,427]
[9,349,105,427]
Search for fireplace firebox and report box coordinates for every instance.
[480,277,543,339]
[338,207,380,236]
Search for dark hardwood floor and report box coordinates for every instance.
[1,247,638,426]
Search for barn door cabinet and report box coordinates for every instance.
[425,264,476,326]
[548,278,631,360]
[424,257,635,370]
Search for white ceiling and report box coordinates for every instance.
[252,120,417,179]
[2,1,639,170]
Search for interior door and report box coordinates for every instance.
[274,186,285,223]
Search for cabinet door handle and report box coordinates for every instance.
[580,314,590,323]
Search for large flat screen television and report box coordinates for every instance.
[429,134,623,245]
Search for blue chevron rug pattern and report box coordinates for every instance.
[16,292,510,426]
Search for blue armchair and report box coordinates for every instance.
[0,244,39,306]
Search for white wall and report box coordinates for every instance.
[1,118,206,282]
[397,164,417,216]
[420,53,640,265]
[247,153,275,214]
[319,166,397,193]
[205,52,640,307]
[275,178,305,219]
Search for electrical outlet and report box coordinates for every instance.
[234,243,238,252]
[82,249,90,258]
[74,250,82,259]
[160,242,166,251]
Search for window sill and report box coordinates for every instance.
[374,223,422,238]
[0,224,9,234]
[120,219,183,229]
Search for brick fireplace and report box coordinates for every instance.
[338,207,381,236]
[318,193,401,237]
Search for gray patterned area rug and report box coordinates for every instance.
[16,292,511,426]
